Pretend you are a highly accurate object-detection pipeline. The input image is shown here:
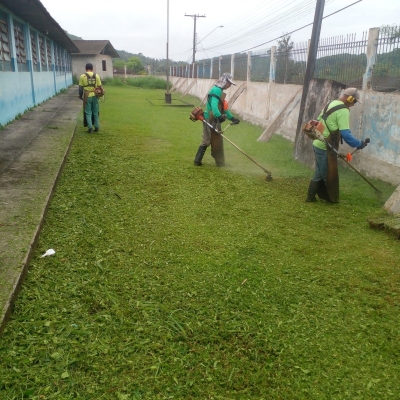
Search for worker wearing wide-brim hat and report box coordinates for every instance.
[306,87,369,203]
[194,72,240,167]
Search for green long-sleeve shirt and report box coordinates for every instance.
[204,85,233,120]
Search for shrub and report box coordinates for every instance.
[102,76,171,90]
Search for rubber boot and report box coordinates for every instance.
[194,145,207,166]
[305,180,319,202]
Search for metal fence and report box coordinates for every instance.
[171,24,400,92]
[372,25,400,91]
[276,41,308,84]
[250,49,270,82]
[314,32,368,89]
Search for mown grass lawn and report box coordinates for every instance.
[0,85,399,399]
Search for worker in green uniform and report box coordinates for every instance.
[193,73,240,167]
[306,87,369,203]
[78,63,102,133]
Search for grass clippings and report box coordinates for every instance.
[0,86,399,400]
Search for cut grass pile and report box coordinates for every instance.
[0,86,399,399]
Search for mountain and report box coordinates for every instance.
[65,31,83,40]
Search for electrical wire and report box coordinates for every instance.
[205,0,331,52]
[173,0,362,62]
[203,0,320,47]
[198,0,362,58]
[241,0,364,52]
[175,0,320,59]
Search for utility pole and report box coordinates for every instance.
[165,0,171,103]
[295,0,325,140]
[185,13,206,64]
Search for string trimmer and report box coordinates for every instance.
[190,107,272,181]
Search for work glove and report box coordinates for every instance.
[217,115,227,123]
[231,117,240,125]
[357,138,370,150]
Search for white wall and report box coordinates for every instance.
[170,76,400,185]
[72,54,114,80]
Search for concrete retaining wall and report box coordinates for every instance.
[170,76,400,186]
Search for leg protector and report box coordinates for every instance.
[306,180,319,202]
[316,180,332,202]
[210,129,225,166]
[194,145,207,166]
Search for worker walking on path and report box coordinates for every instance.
[193,73,240,167]
[78,63,103,133]
[306,87,369,203]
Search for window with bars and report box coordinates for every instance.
[54,45,63,75]
[66,53,72,72]
[13,19,28,71]
[30,30,39,71]
[39,35,47,71]
[0,11,13,71]
[46,40,52,70]
[60,48,65,73]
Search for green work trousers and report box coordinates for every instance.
[85,96,99,129]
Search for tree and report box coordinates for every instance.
[113,59,126,69]
[276,34,294,84]
[380,24,400,41]
[126,56,145,75]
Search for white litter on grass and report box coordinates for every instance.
[41,249,56,258]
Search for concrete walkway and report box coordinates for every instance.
[0,87,81,334]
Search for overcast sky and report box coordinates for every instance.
[39,0,398,62]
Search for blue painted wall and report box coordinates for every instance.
[0,6,73,126]
[361,92,400,166]
[33,72,57,104]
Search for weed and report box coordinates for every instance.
[103,75,171,90]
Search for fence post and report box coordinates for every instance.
[247,51,252,82]
[210,58,213,79]
[269,46,276,82]
[362,27,380,90]
[306,39,311,66]
[231,54,235,79]
[219,56,222,77]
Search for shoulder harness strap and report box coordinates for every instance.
[321,103,347,123]
[85,73,96,87]
[207,93,221,106]
[321,103,348,146]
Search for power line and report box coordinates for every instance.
[200,0,362,57]
[174,0,326,61]
[185,13,206,63]
[241,0,363,52]
[204,0,328,52]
